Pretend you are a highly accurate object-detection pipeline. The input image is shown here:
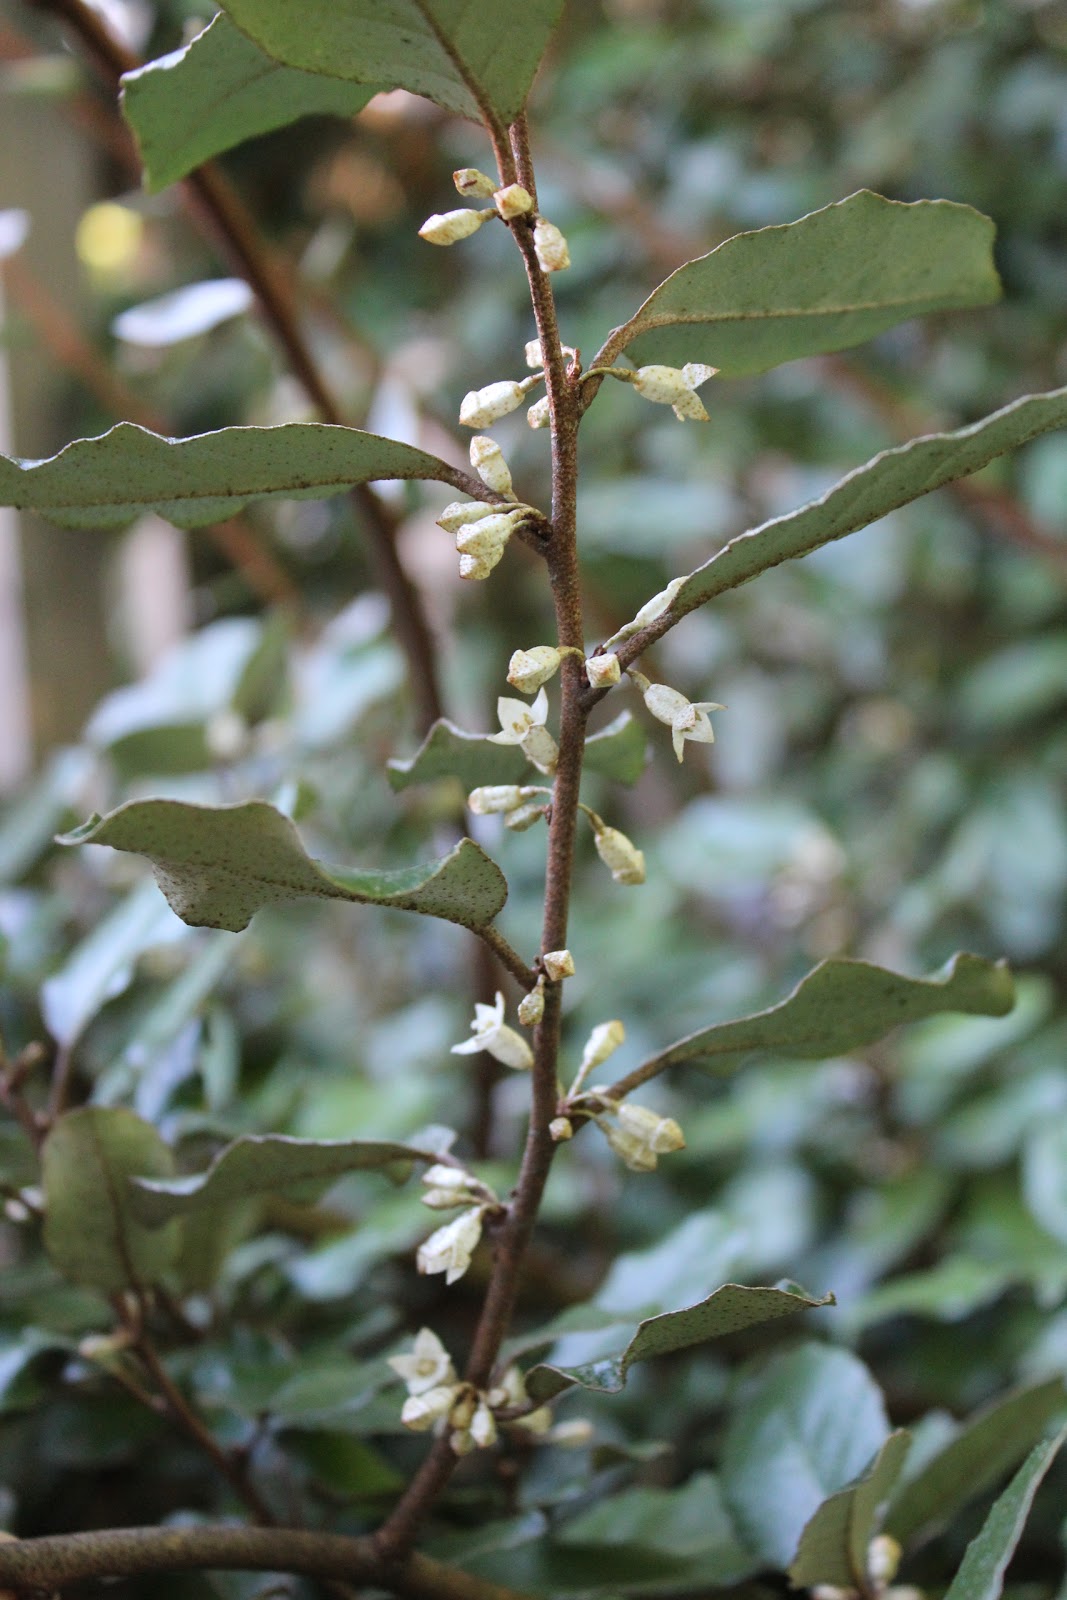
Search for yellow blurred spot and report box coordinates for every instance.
[75,202,143,275]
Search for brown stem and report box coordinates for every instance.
[0,1526,532,1600]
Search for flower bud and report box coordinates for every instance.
[454,508,528,580]
[450,1427,477,1455]
[534,217,570,272]
[526,395,551,429]
[453,168,496,198]
[520,724,559,776]
[458,552,494,580]
[585,652,621,689]
[603,576,687,648]
[543,949,575,981]
[460,381,527,429]
[494,183,534,220]
[518,978,545,1026]
[401,1384,460,1430]
[419,208,491,246]
[436,499,501,534]
[504,801,548,832]
[549,1116,573,1142]
[867,1536,902,1586]
[579,1020,625,1074]
[616,1100,685,1154]
[469,1397,498,1448]
[525,338,577,369]
[593,823,646,886]
[468,785,529,815]
[508,646,561,694]
[416,1206,485,1285]
[470,435,516,499]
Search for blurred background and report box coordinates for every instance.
[2,0,1067,1587]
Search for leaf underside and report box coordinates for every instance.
[388,710,647,791]
[789,1431,911,1588]
[60,799,508,933]
[941,1430,1066,1600]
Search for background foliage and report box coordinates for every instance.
[2,1,1067,1596]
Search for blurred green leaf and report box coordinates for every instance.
[129,1132,438,1226]
[387,718,528,792]
[886,1378,1067,1546]
[1023,1123,1067,1247]
[557,1472,759,1588]
[583,711,648,785]
[526,1283,830,1402]
[122,14,382,191]
[218,0,565,124]
[621,192,1000,376]
[0,422,464,530]
[672,388,1067,616]
[941,1429,1066,1600]
[61,798,508,933]
[844,1255,1016,1333]
[42,1109,181,1292]
[722,1344,889,1568]
[651,953,1014,1075]
[789,1431,911,1588]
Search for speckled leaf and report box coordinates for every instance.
[670,388,1067,616]
[620,192,999,376]
[42,1109,181,1292]
[218,0,565,125]
[583,711,647,785]
[0,422,464,530]
[123,14,382,192]
[654,954,1014,1074]
[942,1430,1066,1600]
[60,798,508,932]
[130,1133,438,1227]
[525,1283,830,1403]
[387,719,529,792]
[790,1431,911,1588]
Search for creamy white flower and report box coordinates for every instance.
[549,1116,573,1141]
[517,977,545,1026]
[451,991,534,1071]
[420,1164,480,1210]
[603,575,687,648]
[487,1366,528,1410]
[488,687,558,774]
[867,1537,902,1587]
[524,338,578,369]
[633,672,724,762]
[453,168,496,198]
[507,646,561,694]
[579,1020,625,1075]
[419,208,492,245]
[592,822,646,886]
[585,652,621,689]
[543,949,575,981]
[401,1383,461,1430]
[469,435,516,499]
[494,183,534,220]
[630,362,717,421]
[388,1328,456,1395]
[469,1397,499,1448]
[596,1099,685,1171]
[504,801,548,831]
[526,395,551,429]
[416,1206,485,1285]
[468,785,529,815]
[460,380,527,429]
[453,507,528,581]
[533,217,570,272]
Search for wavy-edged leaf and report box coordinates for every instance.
[129,1133,438,1227]
[789,1431,911,1588]
[619,192,999,376]
[583,711,647,785]
[387,719,529,792]
[653,954,1013,1074]
[671,387,1067,617]
[941,1429,1067,1600]
[42,1109,181,1292]
[0,421,464,530]
[123,14,382,192]
[886,1378,1067,1547]
[525,1283,831,1403]
[219,0,565,125]
[722,1345,890,1569]
[60,798,508,933]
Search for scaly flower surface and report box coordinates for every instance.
[416,1205,486,1285]
[630,670,724,762]
[507,646,561,694]
[631,362,718,420]
[451,991,534,1071]
[388,1327,456,1396]
[594,1097,686,1171]
[418,208,492,245]
[488,687,559,774]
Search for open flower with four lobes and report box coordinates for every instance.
[451,991,534,1071]
[488,687,559,774]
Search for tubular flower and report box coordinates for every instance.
[494,183,534,220]
[517,977,546,1026]
[603,575,686,648]
[401,1384,461,1430]
[420,1163,493,1210]
[631,362,718,421]
[467,785,534,815]
[388,1327,456,1396]
[543,949,575,981]
[459,380,528,429]
[508,646,561,694]
[591,820,646,886]
[630,670,724,763]
[469,434,516,499]
[579,1020,625,1076]
[595,1098,686,1172]
[526,395,551,429]
[504,802,548,831]
[488,687,559,774]
[453,168,496,197]
[585,652,621,689]
[418,208,492,245]
[525,338,577,369]
[416,1205,486,1285]
[453,507,530,581]
[451,991,534,1071]
[533,217,570,272]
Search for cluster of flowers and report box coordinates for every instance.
[419,168,570,275]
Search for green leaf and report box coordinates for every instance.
[672,387,1067,617]
[525,1282,831,1403]
[620,191,999,376]
[556,1473,759,1589]
[0,421,464,530]
[42,1109,181,1292]
[60,798,508,933]
[122,14,382,192]
[1023,1122,1067,1246]
[387,719,529,792]
[653,953,1014,1074]
[941,1429,1067,1600]
[128,1133,438,1226]
[789,1431,911,1588]
[583,711,648,785]
[39,878,187,1049]
[218,0,565,125]
[844,1255,1016,1334]
[722,1345,890,1569]
[885,1378,1067,1547]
